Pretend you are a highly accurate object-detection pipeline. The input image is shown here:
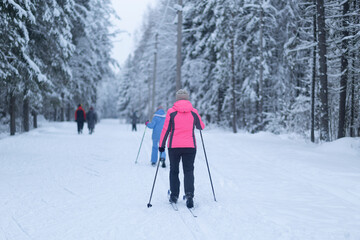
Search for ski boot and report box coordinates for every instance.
[185,192,194,208]
[169,195,178,204]
[160,158,166,168]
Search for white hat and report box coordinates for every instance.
[176,89,189,101]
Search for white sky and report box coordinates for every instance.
[110,0,159,69]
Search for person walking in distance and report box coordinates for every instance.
[145,106,166,167]
[131,111,138,131]
[159,89,205,208]
[75,104,86,134]
[86,106,98,134]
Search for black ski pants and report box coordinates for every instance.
[168,148,196,198]
[77,121,84,133]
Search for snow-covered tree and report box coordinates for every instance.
[0,0,45,134]
[0,0,117,135]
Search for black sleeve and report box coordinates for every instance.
[191,111,202,130]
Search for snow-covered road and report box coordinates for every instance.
[0,119,359,240]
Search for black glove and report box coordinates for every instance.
[159,147,165,152]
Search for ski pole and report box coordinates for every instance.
[135,126,147,164]
[147,156,161,208]
[200,130,217,202]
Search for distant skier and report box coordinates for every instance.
[131,111,138,131]
[86,106,98,134]
[75,104,86,134]
[145,106,166,167]
[159,89,205,208]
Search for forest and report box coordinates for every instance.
[116,0,360,142]
[0,0,116,135]
[1,0,360,143]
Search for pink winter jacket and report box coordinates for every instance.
[159,100,205,149]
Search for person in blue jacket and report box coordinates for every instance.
[146,106,166,167]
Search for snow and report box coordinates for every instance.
[53,8,60,17]
[23,54,47,82]
[7,0,28,18]
[0,119,359,240]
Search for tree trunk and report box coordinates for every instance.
[350,0,358,137]
[9,93,16,136]
[60,93,65,122]
[311,0,317,143]
[350,70,355,137]
[243,101,247,128]
[60,107,65,121]
[23,97,30,132]
[67,103,71,121]
[54,108,57,121]
[151,33,158,119]
[32,111,37,128]
[337,0,349,138]
[231,36,237,133]
[217,87,224,124]
[176,0,183,91]
[258,0,264,127]
[316,0,329,141]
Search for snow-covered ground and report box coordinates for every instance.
[0,119,359,240]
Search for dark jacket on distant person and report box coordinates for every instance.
[75,106,86,122]
[131,112,138,125]
[87,108,97,129]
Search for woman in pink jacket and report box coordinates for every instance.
[159,89,205,208]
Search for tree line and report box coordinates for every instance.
[0,0,116,135]
[116,0,360,142]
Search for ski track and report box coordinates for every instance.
[199,131,360,239]
[0,120,359,240]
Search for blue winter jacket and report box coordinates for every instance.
[147,109,166,141]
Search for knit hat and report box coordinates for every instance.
[156,106,163,111]
[176,89,189,101]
